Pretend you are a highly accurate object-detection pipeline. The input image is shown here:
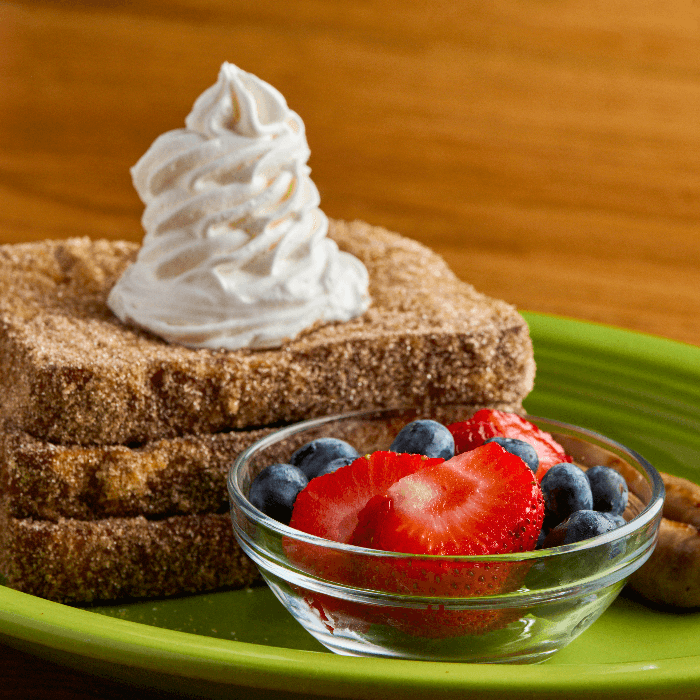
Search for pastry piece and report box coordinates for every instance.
[628,471,700,608]
[0,510,259,604]
[0,219,535,446]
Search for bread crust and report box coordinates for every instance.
[0,220,535,445]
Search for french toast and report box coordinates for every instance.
[0,511,259,603]
[0,404,525,603]
[0,219,536,603]
[0,426,274,520]
[1,403,523,522]
[0,219,534,446]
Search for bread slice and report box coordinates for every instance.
[1,401,523,524]
[0,510,260,604]
[0,219,535,446]
[0,427,273,520]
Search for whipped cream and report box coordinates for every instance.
[108,63,370,350]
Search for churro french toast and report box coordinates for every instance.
[0,220,534,446]
[0,426,274,520]
[0,220,534,603]
[0,61,536,605]
[0,510,259,603]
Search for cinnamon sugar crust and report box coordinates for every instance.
[0,220,535,445]
[1,401,524,522]
[0,511,260,604]
[0,427,272,520]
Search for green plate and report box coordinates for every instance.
[2,312,700,699]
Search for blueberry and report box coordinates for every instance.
[601,512,626,528]
[543,509,617,547]
[484,437,539,473]
[540,463,593,525]
[390,419,455,460]
[314,456,355,478]
[290,438,360,480]
[248,463,308,525]
[586,465,628,516]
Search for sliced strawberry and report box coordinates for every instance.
[285,451,443,633]
[448,416,501,454]
[289,451,443,544]
[348,443,544,637]
[448,409,572,481]
[351,443,544,556]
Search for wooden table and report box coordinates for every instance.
[0,1,698,697]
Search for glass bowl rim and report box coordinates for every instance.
[227,407,665,563]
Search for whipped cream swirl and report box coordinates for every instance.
[108,63,370,350]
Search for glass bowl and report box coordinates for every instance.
[227,406,664,664]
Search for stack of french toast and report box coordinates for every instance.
[0,219,536,604]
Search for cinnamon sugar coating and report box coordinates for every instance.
[1,401,524,522]
[0,512,260,604]
[0,220,535,445]
[0,427,272,520]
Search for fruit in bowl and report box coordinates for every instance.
[228,407,664,663]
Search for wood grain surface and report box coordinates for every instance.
[0,1,698,697]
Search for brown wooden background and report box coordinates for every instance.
[0,1,698,697]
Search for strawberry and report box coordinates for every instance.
[448,415,501,454]
[448,409,572,481]
[350,443,544,556]
[289,451,443,545]
[348,443,544,637]
[285,451,442,633]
